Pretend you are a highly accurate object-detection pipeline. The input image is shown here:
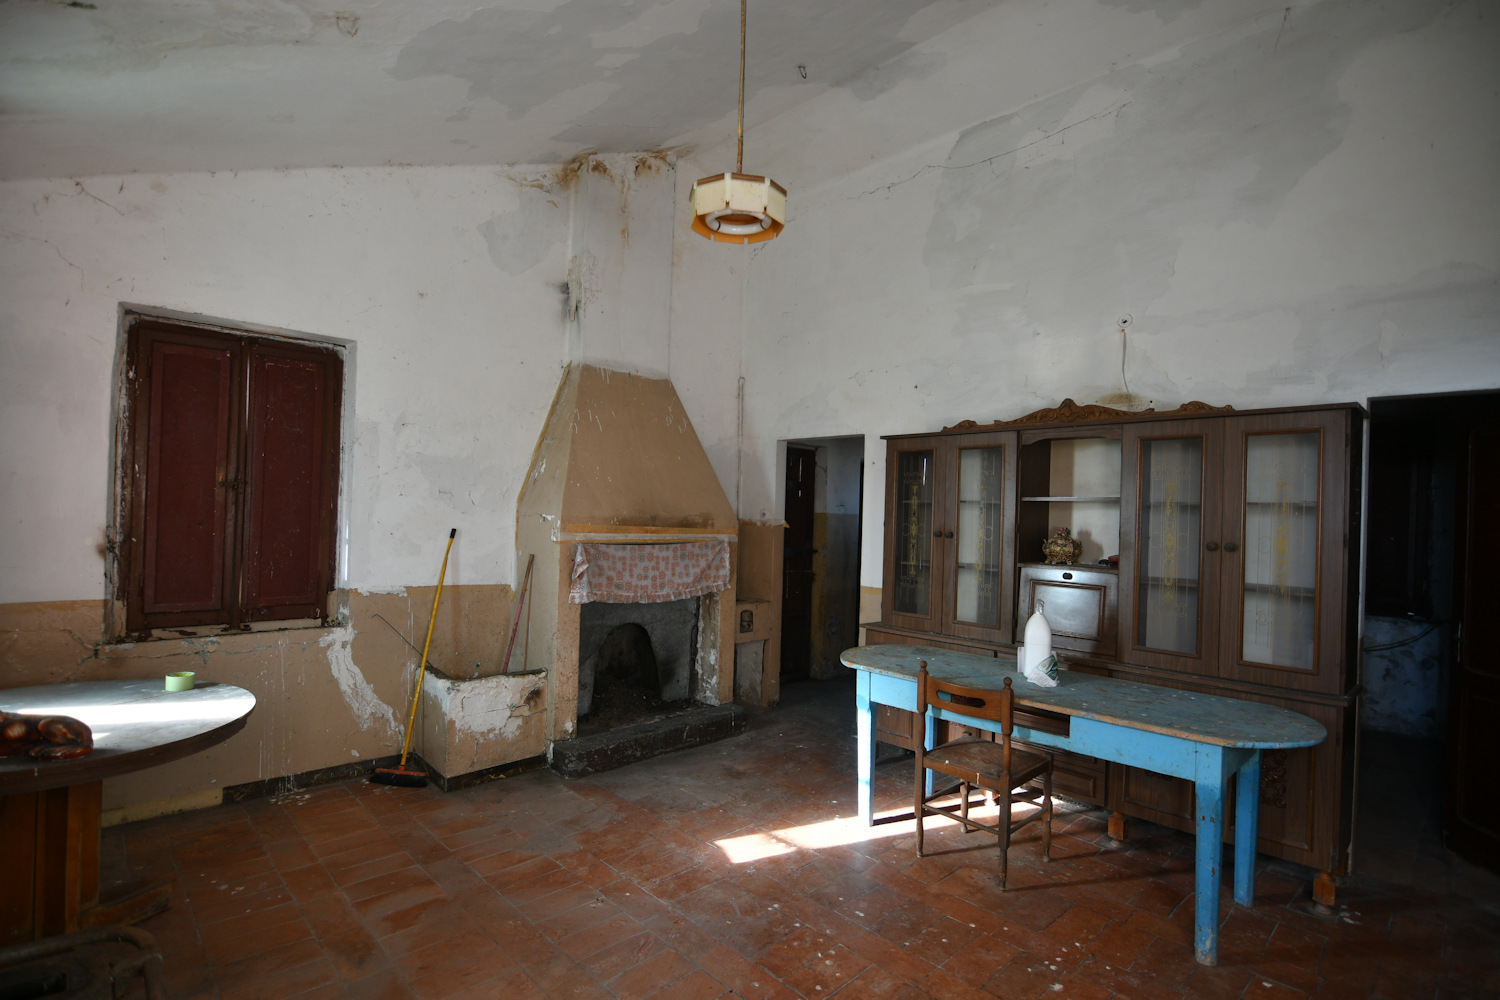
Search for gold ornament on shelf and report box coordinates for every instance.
[1041,527,1082,565]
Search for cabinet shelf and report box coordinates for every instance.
[1243,582,1316,598]
[1022,495,1120,503]
[1018,561,1117,574]
[1139,576,1200,589]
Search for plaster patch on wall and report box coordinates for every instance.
[893,0,1459,408]
[321,626,399,736]
[1135,261,1500,403]
[479,189,563,276]
[1093,0,1204,23]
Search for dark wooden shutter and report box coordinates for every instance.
[128,324,240,630]
[241,340,341,622]
[122,318,340,633]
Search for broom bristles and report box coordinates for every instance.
[371,765,428,788]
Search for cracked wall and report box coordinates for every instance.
[728,0,1500,591]
[0,586,514,818]
[0,162,668,816]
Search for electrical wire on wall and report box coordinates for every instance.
[736,375,745,518]
[1118,314,1132,400]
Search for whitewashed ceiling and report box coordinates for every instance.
[0,0,1009,180]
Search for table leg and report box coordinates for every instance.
[1192,755,1228,966]
[1,783,171,946]
[1233,751,1261,906]
[856,672,875,826]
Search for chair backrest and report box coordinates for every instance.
[915,659,1018,764]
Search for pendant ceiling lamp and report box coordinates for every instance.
[690,0,786,244]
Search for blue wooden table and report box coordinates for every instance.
[841,644,1326,966]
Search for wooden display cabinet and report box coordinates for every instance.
[869,399,1364,899]
[1116,408,1360,696]
[881,431,1017,646]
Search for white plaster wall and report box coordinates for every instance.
[0,158,746,809]
[569,153,675,377]
[0,165,571,602]
[730,0,1500,585]
[669,152,748,516]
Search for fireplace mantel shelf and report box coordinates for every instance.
[554,523,737,543]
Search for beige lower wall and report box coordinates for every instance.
[1,584,515,815]
[735,520,784,706]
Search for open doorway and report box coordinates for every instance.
[1364,390,1500,874]
[780,437,865,686]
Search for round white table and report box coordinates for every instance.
[1,679,256,944]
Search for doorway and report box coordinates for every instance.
[780,437,865,685]
[1364,390,1500,874]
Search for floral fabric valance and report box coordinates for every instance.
[568,541,730,605]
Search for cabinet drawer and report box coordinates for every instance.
[875,704,916,751]
[1018,564,1118,657]
[874,708,1006,750]
[1022,743,1107,806]
[1108,761,1195,832]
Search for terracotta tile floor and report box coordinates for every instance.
[97,676,1499,999]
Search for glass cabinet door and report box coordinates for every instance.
[890,447,936,620]
[1218,409,1352,693]
[952,443,1006,628]
[1238,431,1320,671]
[1122,424,1219,675]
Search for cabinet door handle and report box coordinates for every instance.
[1224,541,1239,553]
[933,530,943,538]
[1205,541,1219,552]
[1062,572,1073,580]
[944,531,954,539]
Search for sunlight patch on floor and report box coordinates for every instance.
[714,797,1027,863]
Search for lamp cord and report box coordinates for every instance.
[737,0,746,173]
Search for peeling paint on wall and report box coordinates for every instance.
[422,668,547,774]
[321,626,399,736]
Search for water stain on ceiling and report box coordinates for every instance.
[0,0,1007,180]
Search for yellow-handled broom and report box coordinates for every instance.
[372,528,455,788]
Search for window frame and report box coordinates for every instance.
[113,313,344,638]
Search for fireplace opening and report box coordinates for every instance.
[577,597,699,737]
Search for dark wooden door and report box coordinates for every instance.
[781,446,817,682]
[1446,409,1500,871]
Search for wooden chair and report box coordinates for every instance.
[914,660,1053,890]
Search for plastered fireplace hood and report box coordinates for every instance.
[522,364,736,540]
[515,364,739,749]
